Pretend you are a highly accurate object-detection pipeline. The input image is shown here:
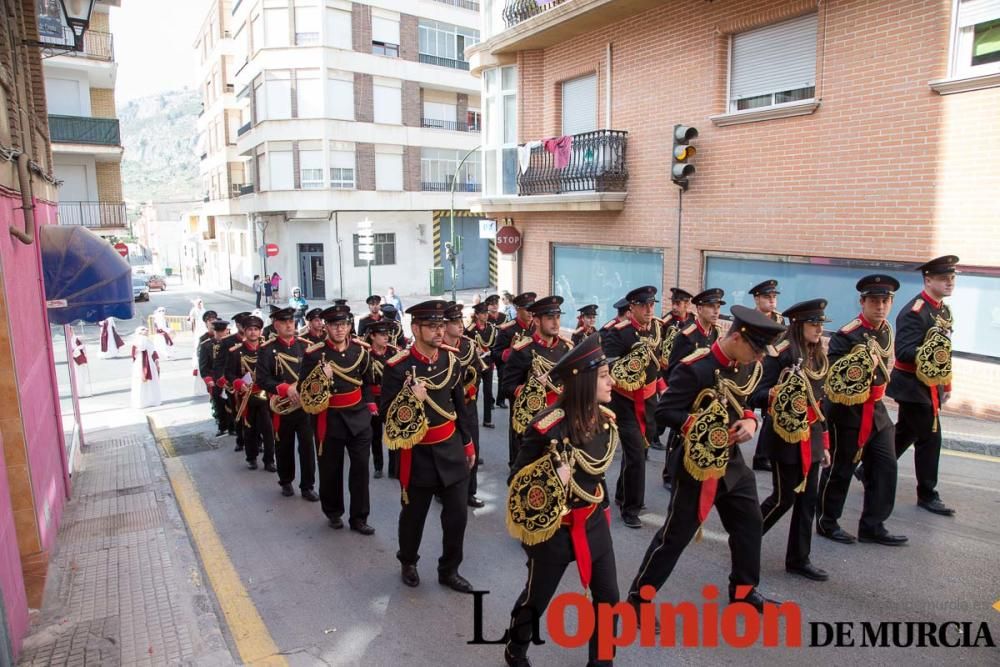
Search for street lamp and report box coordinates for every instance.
[449,145,481,302]
[30,0,98,51]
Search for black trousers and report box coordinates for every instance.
[662,429,680,482]
[629,453,761,598]
[761,461,819,567]
[467,400,481,498]
[479,369,494,424]
[243,398,275,465]
[495,361,506,406]
[508,546,619,666]
[275,410,315,491]
[371,414,384,472]
[211,389,231,431]
[614,408,646,518]
[894,400,942,502]
[818,422,897,536]
[508,410,521,469]
[388,450,400,479]
[397,476,469,575]
[320,423,372,521]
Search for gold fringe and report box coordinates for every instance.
[853,448,864,465]
[771,420,810,445]
[826,388,870,406]
[505,512,561,546]
[385,386,429,450]
[932,415,938,433]
[683,453,727,482]
[794,476,807,494]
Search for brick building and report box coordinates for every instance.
[468,0,1000,419]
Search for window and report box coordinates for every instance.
[234,24,247,67]
[373,81,402,124]
[729,13,817,112]
[483,65,518,196]
[251,13,263,52]
[372,14,400,56]
[294,5,319,45]
[265,70,292,119]
[325,7,352,49]
[372,41,399,57]
[330,150,355,189]
[418,19,479,68]
[353,232,396,266]
[951,0,1000,77]
[269,149,294,190]
[326,75,354,120]
[253,77,264,123]
[420,147,480,191]
[562,74,597,136]
[467,108,481,132]
[296,70,322,117]
[423,101,457,128]
[263,7,289,47]
[375,152,403,191]
[299,149,323,189]
[552,245,664,322]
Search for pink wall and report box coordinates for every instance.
[0,428,28,657]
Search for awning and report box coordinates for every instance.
[41,225,134,324]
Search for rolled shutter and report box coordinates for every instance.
[561,74,597,136]
[730,13,818,102]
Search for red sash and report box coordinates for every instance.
[315,388,364,444]
[399,420,456,503]
[613,382,657,438]
[560,503,611,591]
[894,360,940,427]
[857,384,887,449]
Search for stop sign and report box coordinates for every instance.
[114,242,128,258]
[495,225,522,254]
[265,243,279,257]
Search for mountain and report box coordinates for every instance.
[118,88,201,206]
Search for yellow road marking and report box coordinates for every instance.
[147,416,176,458]
[993,599,1000,614]
[941,449,1000,464]
[153,420,287,666]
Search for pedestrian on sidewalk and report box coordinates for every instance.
[270,272,282,304]
[130,327,162,409]
[252,274,263,308]
[187,298,207,336]
[264,277,273,305]
[98,317,126,358]
[386,286,404,314]
[288,287,309,328]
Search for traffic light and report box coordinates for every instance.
[671,124,698,190]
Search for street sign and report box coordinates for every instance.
[265,243,279,257]
[495,225,522,254]
[479,219,497,239]
[114,242,128,258]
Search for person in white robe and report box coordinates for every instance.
[98,317,126,358]
[130,327,161,408]
[70,329,92,397]
[152,306,174,360]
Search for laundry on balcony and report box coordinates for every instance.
[517,140,542,174]
[517,130,628,196]
[543,135,574,169]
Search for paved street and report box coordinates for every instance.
[27,280,1000,665]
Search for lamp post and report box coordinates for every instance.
[449,145,481,302]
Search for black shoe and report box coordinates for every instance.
[817,526,856,544]
[858,531,908,546]
[752,459,772,472]
[328,516,344,530]
[627,596,660,635]
[349,521,375,536]
[234,444,244,452]
[730,587,779,613]
[853,464,864,482]
[214,429,226,438]
[622,514,642,529]
[786,562,829,581]
[918,497,955,516]
[301,489,320,502]
[374,469,383,479]
[504,647,532,667]
[280,484,294,497]
[468,496,485,508]
[482,421,495,429]
[438,572,473,593]
[228,429,236,436]
[662,478,673,491]
[247,460,258,470]
[495,401,507,409]
[401,564,420,587]
[649,440,666,451]
[264,463,277,472]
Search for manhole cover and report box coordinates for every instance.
[166,433,219,457]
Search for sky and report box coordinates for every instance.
[110,0,206,103]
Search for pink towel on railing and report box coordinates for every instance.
[543,135,574,169]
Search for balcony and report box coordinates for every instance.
[421,118,480,133]
[432,0,480,10]
[478,129,628,213]
[418,53,471,71]
[237,121,252,137]
[238,184,255,196]
[57,201,127,229]
[45,27,115,60]
[48,115,121,146]
[421,181,481,193]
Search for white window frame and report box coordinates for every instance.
[375,151,403,191]
[325,7,352,49]
[295,70,322,118]
[326,74,354,120]
[949,0,1000,78]
[329,149,355,189]
[482,65,517,196]
[299,149,324,189]
[727,13,818,114]
[264,70,292,119]
[373,80,402,125]
[263,7,290,48]
[294,5,320,46]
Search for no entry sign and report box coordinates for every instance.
[114,242,128,258]
[265,243,279,257]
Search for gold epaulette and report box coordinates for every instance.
[599,405,617,421]
[600,317,618,330]
[840,318,862,334]
[912,299,925,313]
[499,320,518,330]
[352,337,371,349]
[533,408,565,434]
[613,319,631,330]
[682,323,697,336]
[512,336,532,351]
[228,342,243,352]
[306,341,325,354]
[386,349,410,366]
[259,337,275,347]
[440,343,460,353]
[681,347,711,365]
[771,339,791,355]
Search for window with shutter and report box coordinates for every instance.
[951,0,1000,77]
[561,74,597,137]
[729,13,817,112]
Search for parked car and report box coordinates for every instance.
[146,275,167,291]
[132,277,150,302]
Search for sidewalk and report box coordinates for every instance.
[16,425,233,666]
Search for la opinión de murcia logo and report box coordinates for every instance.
[468,589,997,660]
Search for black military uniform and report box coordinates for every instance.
[379,303,407,349]
[662,289,725,487]
[600,297,629,332]
[380,300,475,592]
[200,319,231,436]
[601,286,666,528]
[225,315,276,471]
[365,320,398,479]
[485,293,507,326]
[215,312,248,444]
[750,300,831,582]
[888,255,959,516]
[506,334,619,667]
[492,291,536,410]
[817,275,906,546]
[651,288,694,452]
[356,294,384,339]
[749,279,785,471]
[571,304,599,346]
[302,305,377,532]
[466,301,498,428]
[629,306,785,612]
[256,307,319,500]
[500,296,572,468]
[300,308,326,344]
[445,302,488,508]
[261,305,279,341]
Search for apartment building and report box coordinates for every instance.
[467,0,1000,419]
[191,0,489,301]
[43,1,127,237]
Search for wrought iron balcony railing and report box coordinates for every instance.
[57,201,127,228]
[431,0,480,11]
[48,115,121,146]
[418,53,471,70]
[502,0,567,29]
[421,181,481,193]
[238,184,255,196]
[237,121,251,137]
[420,118,480,133]
[43,27,115,60]
[517,129,627,196]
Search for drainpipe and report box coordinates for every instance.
[605,42,612,129]
[10,152,36,245]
